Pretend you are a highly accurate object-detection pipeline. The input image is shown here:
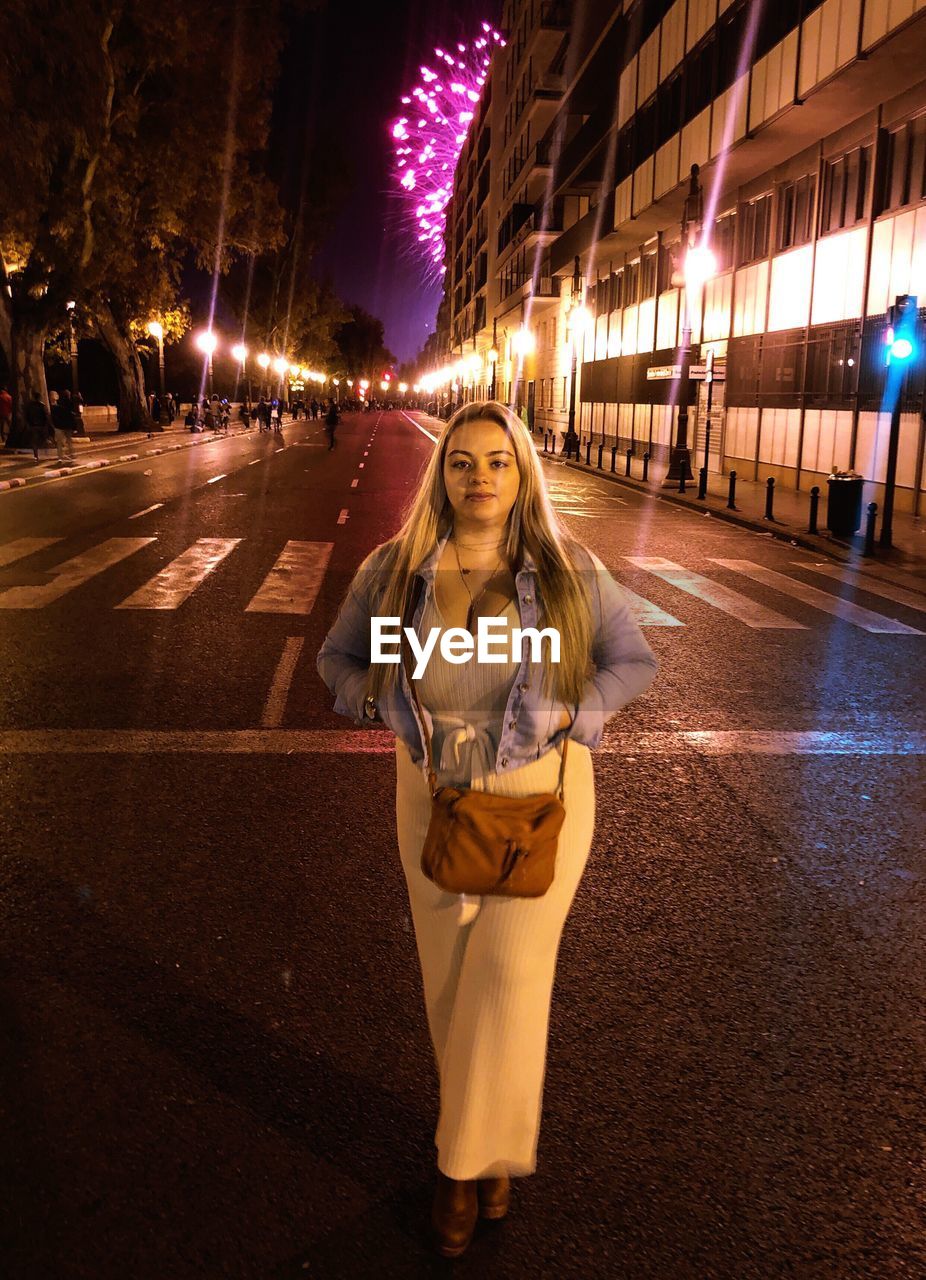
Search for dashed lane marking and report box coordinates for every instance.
[337,509,349,524]
[116,539,241,609]
[350,478,359,488]
[261,636,305,728]
[711,559,924,635]
[206,474,226,484]
[244,540,333,615]
[129,503,164,520]
[0,538,155,608]
[1,729,922,756]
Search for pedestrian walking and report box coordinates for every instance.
[317,400,657,1259]
[24,390,52,460]
[51,388,77,464]
[323,398,339,449]
[310,397,319,420]
[272,400,283,433]
[0,384,12,443]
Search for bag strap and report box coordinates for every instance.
[398,576,569,803]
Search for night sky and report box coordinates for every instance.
[276,0,501,364]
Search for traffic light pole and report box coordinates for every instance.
[880,292,918,549]
[880,367,904,548]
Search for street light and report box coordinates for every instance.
[564,255,587,457]
[231,342,248,364]
[195,329,218,396]
[488,316,499,400]
[147,320,168,429]
[511,325,535,357]
[65,301,86,432]
[665,163,714,486]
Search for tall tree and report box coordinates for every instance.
[335,306,397,381]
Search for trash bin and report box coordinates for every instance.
[826,471,864,537]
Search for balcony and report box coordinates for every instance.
[550,191,615,275]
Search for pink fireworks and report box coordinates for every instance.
[390,22,505,278]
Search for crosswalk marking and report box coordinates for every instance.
[711,560,924,634]
[0,537,61,567]
[245,541,333,615]
[791,562,926,616]
[625,556,807,629]
[116,539,241,609]
[617,582,683,627]
[0,538,155,608]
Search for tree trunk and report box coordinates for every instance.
[5,314,49,450]
[94,301,158,433]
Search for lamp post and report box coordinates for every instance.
[565,255,584,458]
[257,352,270,398]
[488,317,499,400]
[665,164,714,486]
[195,329,218,397]
[147,320,168,430]
[232,342,248,403]
[65,302,87,435]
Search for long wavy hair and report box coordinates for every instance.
[366,401,593,702]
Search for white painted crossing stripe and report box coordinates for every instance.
[206,474,226,484]
[128,503,163,520]
[350,478,359,488]
[617,583,683,627]
[711,560,924,635]
[261,636,305,727]
[791,561,926,616]
[275,447,284,453]
[0,537,61,567]
[0,729,921,756]
[248,459,261,465]
[337,509,349,524]
[400,410,439,443]
[116,539,241,609]
[245,540,333,614]
[0,538,155,608]
[358,462,365,468]
[625,557,806,629]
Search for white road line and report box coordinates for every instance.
[206,474,226,484]
[711,560,924,635]
[275,447,284,453]
[261,636,305,727]
[400,410,439,443]
[0,538,156,608]
[625,557,806,629]
[245,540,333,615]
[350,478,359,488]
[358,462,365,468]
[128,503,164,520]
[115,539,241,609]
[0,537,62,567]
[363,451,369,456]
[618,584,684,627]
[791,561,926,616]
[0,729,921,756]
[248,459,261,465]
[337,509,349,524]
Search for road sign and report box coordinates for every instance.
[691,359,726,381]
[646,364,682,380]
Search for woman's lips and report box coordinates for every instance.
[466,493,494,501]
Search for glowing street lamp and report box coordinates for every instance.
[257,352,271,369]
[147,321,167,416]
[398,381,408,394]
[272,356,288,376]
[511,325,535,357]
[231,343,248,364]
[195,329,218,395]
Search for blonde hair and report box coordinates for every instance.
[366,401,593,702]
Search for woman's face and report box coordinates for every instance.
[442,419,521,529]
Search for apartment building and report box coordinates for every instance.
[439,0,926,515]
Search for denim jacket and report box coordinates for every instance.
[316,535,658,775]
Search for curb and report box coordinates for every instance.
[542,451,926,587]
[0,426,261,494]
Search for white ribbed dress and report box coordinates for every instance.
[394,592,595,1180]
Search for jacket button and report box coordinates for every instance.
[509,719,517,730]
[519,682,530,692]
[500,756,509,767]
[522,594,533,604]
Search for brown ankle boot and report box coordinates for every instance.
[477,1173,511,1220]
[432,1172,478,1258]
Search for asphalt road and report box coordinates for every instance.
[1,409,924,1279]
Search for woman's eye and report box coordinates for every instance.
[491,460,509,468]
[450,460,469,470]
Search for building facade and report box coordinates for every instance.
[436,0,926,515]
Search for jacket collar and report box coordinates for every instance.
[415,530,537,582]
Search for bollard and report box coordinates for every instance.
[642,451,650,482]
[764,476,775,521]
[597,442,604,469]
[808,485,820,535]
[863,501,878,556]
[727,469,737,510]
[610,444,617,472]
[697,465,707,500]
[625,448,632,476]
[551,432,556,455]
[585,438,592,465]
[543,431,549,453]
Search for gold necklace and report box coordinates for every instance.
[452,535,507,551]
[452,538,502,631]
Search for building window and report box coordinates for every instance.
[822,145,870,232]
[624,259,640,305]
[738,194,772,265]
[713,211,736,271]
[882,118,926,212]
[609,270,623,312]
[777,174,816,250]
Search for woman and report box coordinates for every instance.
[317,401,657,1257]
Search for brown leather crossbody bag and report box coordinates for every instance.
[402,630,568,899]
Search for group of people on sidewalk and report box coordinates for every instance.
[10,389,83,463]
